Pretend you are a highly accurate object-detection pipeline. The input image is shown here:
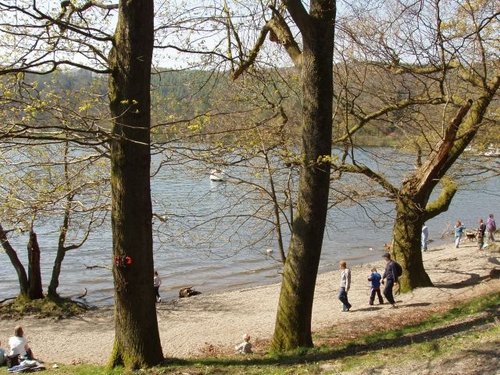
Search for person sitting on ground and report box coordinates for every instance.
[8,325,34,360]
[0,340,6,366]
[235,333,253,354]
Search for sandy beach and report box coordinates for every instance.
[0,241,498,365]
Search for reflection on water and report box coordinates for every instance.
[0,149,498,306]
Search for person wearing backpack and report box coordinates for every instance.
[381,253,400,308]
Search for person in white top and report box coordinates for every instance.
[338,260,352,312]
[421,223,429,251]
[153,271,162,303]
[8,326,33,360]
[235,334,252,354]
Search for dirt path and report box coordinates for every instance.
[0,242,498,365]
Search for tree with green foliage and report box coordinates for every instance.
[331,0,499,290]
[0,74,110,301]
[0,0,163,367]
[217,0,336,350]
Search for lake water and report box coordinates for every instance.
[0,149,498,306]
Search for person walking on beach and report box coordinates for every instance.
[381,253,398,308]
[422,223,429,252]
[368,267,384,305]
[454,220,466,248]
[477,219,486,250]
[153,271,162,303]
[338,261,352,312]
[486,214,496,244]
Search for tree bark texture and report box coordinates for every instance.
[27,230,44,300]
[392,197,433,291]
[272,0,335,351]
[391,74,499,291]
[0,224,29,296]
[48,197,71,298]
[48,227,68,299]
[107,0,163,368]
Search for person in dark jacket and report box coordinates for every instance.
[477,219,486,250]
[381,253,398,307]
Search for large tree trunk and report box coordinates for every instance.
[48,142,73,299]
[27,230,44,300]
[107,0,163,368]
[47,225,68,299]
[48,251,65,299]
[389,90,498,291]
[0,224,29,296]
[48,197,72,299]
[392,197,432,291]
[272,0,335,351]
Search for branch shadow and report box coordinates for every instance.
[353,306,384,312]
[401,302,432,308]
[157,297,236,314]
[488,256,500,266]
[437,347,500,374]
[165,310,497,368]
[432,270,489,289]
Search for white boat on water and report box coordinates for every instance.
[209,169,226,182]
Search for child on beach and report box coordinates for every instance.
[454,220,466,248]
[235,334,252,354]
[477,219,486,250]
[368,267,384,305]
[153,271,162,303]
[422,223,429,252]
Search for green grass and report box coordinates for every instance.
[358,291,499,345]
[338,321,499,373]
[1,292,498,375]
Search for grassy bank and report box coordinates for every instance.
[4,292,497,375]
